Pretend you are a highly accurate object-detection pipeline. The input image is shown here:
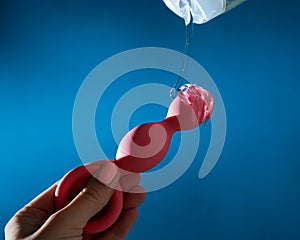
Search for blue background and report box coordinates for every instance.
[1,0,300,239]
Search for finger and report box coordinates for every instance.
[123,186,146,210]
[63,161,119,225]
[99,208,138,240]
[26,182,58,215]
[5,182,58,238]
[119,173,141,192]
[89,162,141,193]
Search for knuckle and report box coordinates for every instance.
[81,185,111,207]
[48,210,66,223]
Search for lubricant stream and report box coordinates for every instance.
[170,21,194,99]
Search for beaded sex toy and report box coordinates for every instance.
[54,84,214,234]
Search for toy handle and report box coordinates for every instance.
[54,163,123,234]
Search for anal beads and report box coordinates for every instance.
[55,84,214,234]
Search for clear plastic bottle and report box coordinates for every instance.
[163,0,246,25]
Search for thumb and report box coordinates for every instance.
[63,161,119,225]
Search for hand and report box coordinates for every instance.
[5,161,146,240]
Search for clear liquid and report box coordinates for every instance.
[170,22,194,99]
[168,0,245,98]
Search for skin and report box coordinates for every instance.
[5,161,146,240]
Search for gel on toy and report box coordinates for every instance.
[55,84,214,234]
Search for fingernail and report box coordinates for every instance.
[120,173,141,192]
[96,162,118,185]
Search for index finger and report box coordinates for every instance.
[26,182,58,215]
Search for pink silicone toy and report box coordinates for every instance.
[55,84,214,234]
